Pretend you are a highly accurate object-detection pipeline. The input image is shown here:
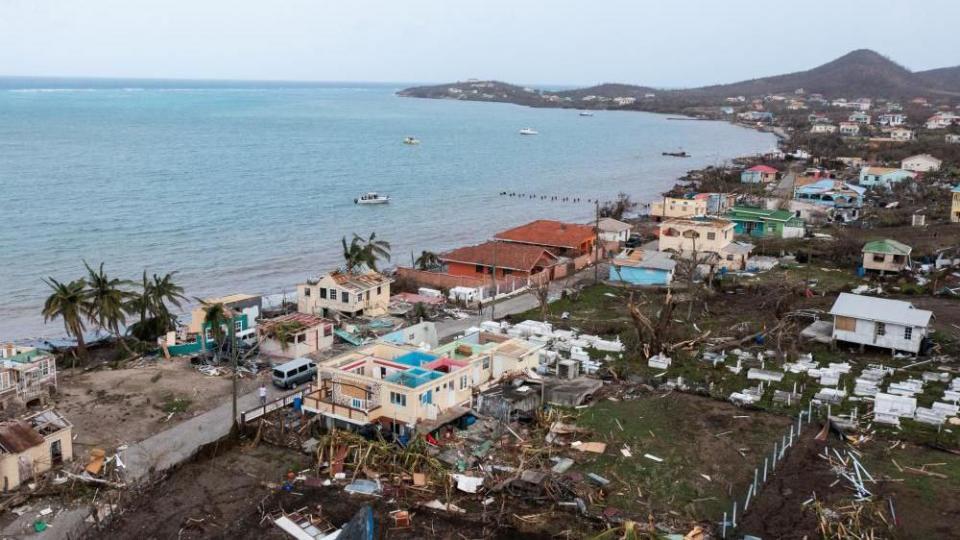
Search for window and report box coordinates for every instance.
[904,327,913,340]
[0,372,11,390]
[329,288,337,300]
[319,288,327,299]
[351,397,364,409]
[707,232,716,240]
[459,375,468,389]
[503,268,512,276]
[482,357,490,369]
[475,264,485,273]
[377,286,382,295]
[380,367,387,378]
[342,292,350,303]
[366,291,370,301]
[876,322,886,336]
[420,391,432,404]
[304,288,311,297]
[872,254,885,263]
[234,320,243,332]
[323,324,332,337]
[390,391,406,407]
[298,365,308,373]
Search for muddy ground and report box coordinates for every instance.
[54,358,265,450]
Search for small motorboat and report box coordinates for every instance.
[403,136,420,145]
[519,128,539,135]
[355,192,390,204]
[662,150,690,157]
[579,111,594,117]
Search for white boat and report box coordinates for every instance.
[403,136,420,145]
[355,192,390,205]
[519,128,539,135]
[579,111,594,117]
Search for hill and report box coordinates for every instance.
[400,50,960,111]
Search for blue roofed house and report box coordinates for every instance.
[858,167,916,189]
[793,179,865,222]
[609,249,676,286]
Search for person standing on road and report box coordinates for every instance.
[259,383,267,406]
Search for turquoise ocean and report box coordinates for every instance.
[0,78,775,339]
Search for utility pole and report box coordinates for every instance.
[594,200,600,283]
[230,317,239,435]
[490,241,498,321]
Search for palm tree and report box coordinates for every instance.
[127,270,188,341]
[415,250,440,270]
[84,261,133,354]
[151,271,187,327]
[200,300,228,359]
[127,271,154,334]
[342,232,392,272]
[42,278,91,358]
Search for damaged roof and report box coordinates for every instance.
[830,293,932,328]
[0,421,44,453]
[495,220,595,249]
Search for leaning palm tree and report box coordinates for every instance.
[127,271,154,333]
[42,278,91,359]
[151,271,187,328]
[415,250,440,270]
[199,300,228,360]
[359,232,391,271]
[84,261,133,354]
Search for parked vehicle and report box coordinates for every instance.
[272,357,317,389]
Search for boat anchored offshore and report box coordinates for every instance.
[579,111,594,117]
[403,136,420,145]
[519,128,539,135]
[355,192,390,204]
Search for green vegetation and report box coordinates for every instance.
[161,395,192,414]
[341,232,391,272]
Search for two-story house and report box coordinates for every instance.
[0,344,58,407]
[657,217,753,270]
[302,333,541,436]
[649,197,708,219]
[298,270,392,318]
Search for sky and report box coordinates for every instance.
[1,0,958,87]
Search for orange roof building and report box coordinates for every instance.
[494,220,596,256]
[440,241,559,279]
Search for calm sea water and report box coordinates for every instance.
[0,78,775,339]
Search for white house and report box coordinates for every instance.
[946,134,960,144]
[925,113,960,130]
[878,113,906,127]
[597,217,632,244]
[901,154,942,173]
[889,128,914,142]
[839,122,860,136]
[298,269,392,318]
[810,124,837,134]
[829,293,932,355]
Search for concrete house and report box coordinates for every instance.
[0,345,58,407]
[609,249,675,286]
[925,113,960,129]
[946,134,960,144]
[597,217,632,244]
[258,313,334,359]
[862,239,912,274]
[829,293,932,354]
[878,113,906,127]
[889,128,914,141]
[740,165,778,184]
[900,154,942,173]
[658,217,753,271]
[0,409,73,490]
[726,206,805,239]
[793,179,865,222]
[649,197,708,219]
[848,112,871,124]
[839,122,860,136]
[858,167,916,189]
[810,124,837,134]
[438,241,559,281]
[302,333,541,435]
[298,270,391,318]
[952,185,960,223]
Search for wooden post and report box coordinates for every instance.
[594,200,600,283]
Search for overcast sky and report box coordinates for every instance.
[1,0,957,87]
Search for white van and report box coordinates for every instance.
[272,357,317,389]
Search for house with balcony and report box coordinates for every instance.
[657,217,753,271]
[298,270,391,319]
[494,220,596,270]
[649,196,708,220]
[858,167,916,189]
[878,113,906,127]
[302,333,541,435]
[258,313,334,359]
[726,207,805,239]
[828,294,932,355]
[0,409,73,490]
[862,239,913,274]
[0,345,58,407]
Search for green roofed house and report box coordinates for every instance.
[726,206,805,239]
[862,239,913,274]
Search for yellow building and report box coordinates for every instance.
[952,186,960,223]
[187,293,262,337]
[303,333,541,435]
[649,197,708,220]
[298,270,391,318]
[0,409,73,490]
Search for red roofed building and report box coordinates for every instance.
[494,220,596,259]
[740,165,778,184]
[440,241,559,280]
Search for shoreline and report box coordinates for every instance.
[6,96,775,344]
